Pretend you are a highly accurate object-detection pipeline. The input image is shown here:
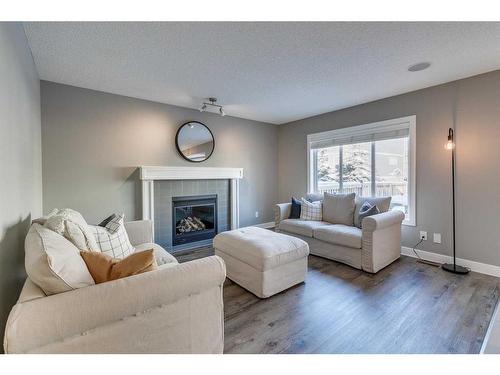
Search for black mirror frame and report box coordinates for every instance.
[175,121,215,163]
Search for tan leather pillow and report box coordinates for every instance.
[80,249,158,284]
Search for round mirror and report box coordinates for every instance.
[175,121,215,162]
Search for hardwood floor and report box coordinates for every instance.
[174,248,500,354]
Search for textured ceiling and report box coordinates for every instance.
[24,22,500,124]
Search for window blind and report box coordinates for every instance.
[309,127,409,150]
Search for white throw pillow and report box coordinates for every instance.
[31,208,58,226]
[90,214,135,259]
[300,198,323,221]
[44,208,99,251]
[25,224,95,295]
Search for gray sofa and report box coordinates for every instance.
[274,194,405,273]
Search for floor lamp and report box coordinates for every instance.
[442,127,469,274]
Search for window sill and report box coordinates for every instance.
[402,220,416,227]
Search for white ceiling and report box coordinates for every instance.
[24,22,500,124]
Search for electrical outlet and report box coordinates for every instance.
[433,233,442,244]
[255,211,259,218]
[420,231,427,240]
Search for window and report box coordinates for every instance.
[307,116,416,225]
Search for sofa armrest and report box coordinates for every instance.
[274,203,292,227]
[361,211,404,273]
[362,210,405,231]
[4,256,226,353]
[125,220,153,246]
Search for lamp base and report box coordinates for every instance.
[442,263,470,274]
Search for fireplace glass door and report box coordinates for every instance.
[172,194,218,246]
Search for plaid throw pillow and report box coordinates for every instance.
[300,198,323,221]
[90,214,135,259]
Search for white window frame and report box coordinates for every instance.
[307,115,416,226]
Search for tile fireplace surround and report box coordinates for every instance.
[140,166,243,252]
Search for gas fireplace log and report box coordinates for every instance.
[177,216,206,233]
[184,218,196,231]
[192,217,206,229]
[186,217,198,230]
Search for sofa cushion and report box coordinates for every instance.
[313,224,362,249]
[353,196,392,228]
[213,227,309,271]
[279,219,331,237]
[25,224,95,295]
[135,243,178,266]
[322,192,356,226]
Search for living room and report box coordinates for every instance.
[1,1,500,371]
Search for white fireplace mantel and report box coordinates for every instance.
[139,166,244,235]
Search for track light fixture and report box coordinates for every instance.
[199,97,225,117]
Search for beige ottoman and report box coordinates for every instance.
[214,226,309,298]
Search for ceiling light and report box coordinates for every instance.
[199,97,225,117]
[408,62,431,72]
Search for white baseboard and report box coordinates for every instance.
[253,221,275,229]
[401,246,500,278]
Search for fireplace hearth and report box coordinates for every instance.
[172,194,218,247]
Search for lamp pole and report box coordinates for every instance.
[442,128,469,274]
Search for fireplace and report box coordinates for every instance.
[141,167,243,251]
[172,194,218,247]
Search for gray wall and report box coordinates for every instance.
[279,70,500,267]
[41,81,278,227]
[0,23,42,347]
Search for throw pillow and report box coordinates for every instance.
[300,198,323,221]
[290,197,302,219]
[357,202,380,228]
[353,196,392,228]
[322,192,356,226]
[25,224,95,295]
[90,214,135,259]
[31,208,58,226]
[98,213,117,227]
[306,193,324,203]
[80,249,158,284]
[44,208,99,251]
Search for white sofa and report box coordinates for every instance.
[275,195,405,273]
[3,220,226,354]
